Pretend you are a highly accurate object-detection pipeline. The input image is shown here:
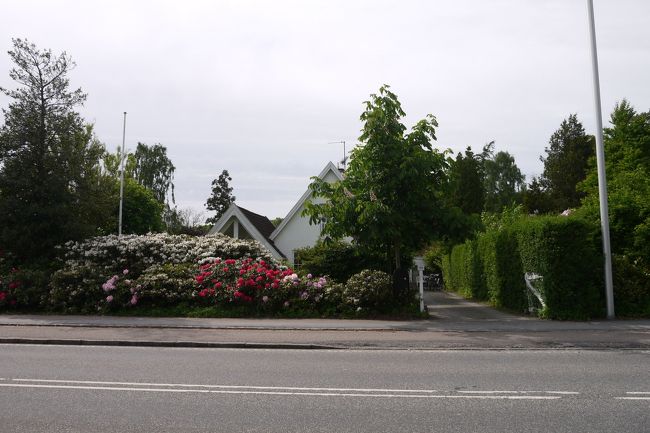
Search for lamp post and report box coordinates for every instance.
[118,112,127,236]
[586,0,615,318]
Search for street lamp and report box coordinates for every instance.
[586,0,615,318]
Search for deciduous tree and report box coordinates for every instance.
[304,85,449,273]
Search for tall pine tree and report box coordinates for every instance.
[0,39,106,260]
[205,170,235,224]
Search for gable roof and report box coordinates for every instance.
[208,204,284,259]
[270,161,343,240]
[238,206,277,240]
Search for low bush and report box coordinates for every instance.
[343,269,393,314]
[294,241,388,283]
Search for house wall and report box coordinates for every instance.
[273,169,340,263]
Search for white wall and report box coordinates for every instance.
[273,169,340,263]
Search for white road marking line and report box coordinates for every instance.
[626,392,650,394]
[8,378,437,394]
[544,391,581,395]
[457,390,579,395]
[615,397,650,400]
[458,391,519,394]
[0,383,561,399]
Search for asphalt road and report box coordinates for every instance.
[1,345,649,432]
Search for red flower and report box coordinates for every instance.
[214,282,222,289]
[0,292,6,302]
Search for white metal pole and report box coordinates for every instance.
[586,0,615,318]
[118,112,127,236]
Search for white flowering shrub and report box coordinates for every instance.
[48,233,273,312]
[343,269,393,313]
[57,233,273,275]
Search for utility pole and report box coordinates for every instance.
[118,112,127,236]
[586,0,615,318]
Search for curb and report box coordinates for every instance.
[0,337,341,350]
[0,323,397,332]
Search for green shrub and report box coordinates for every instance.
[294,241,388,283]
[478,228,526,311]
[0,266,50,310]
[516,216,603,319]
[343,269,393,313]
[444,240,485,300]
[440,254,451,291]
[612,255,650,317]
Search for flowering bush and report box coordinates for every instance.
[48,233,273,313]
[193,258,333,314]
[343,269,393,313]
[56,233,273,277]
[0,266,50,310]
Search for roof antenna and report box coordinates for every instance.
[328,140,347,170]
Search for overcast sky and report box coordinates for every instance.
[1,0,649,221]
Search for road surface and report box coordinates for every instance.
[1,344,648,432]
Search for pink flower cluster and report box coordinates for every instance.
[195,257,295,304]
[101,270,139,306]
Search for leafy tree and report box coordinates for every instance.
[205,169,235,224]
[448,147,484,215]
[304,85,449,272]
[270,217,283,227]
[116,179,164,234]
[481,142,525,212]
[579,100,650,264]
[0,39,107,260]
[541,114,595,211]
[132,142,175,205]
[523,176,553,214]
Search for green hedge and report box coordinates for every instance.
[612,255,650,317]
[515,216,603,320]
[478,228,526,311]
[444,240,486,300]
[443,215,605,320]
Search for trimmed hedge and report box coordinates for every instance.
[479,228,526,311]
[443,215,605,320]
[444,241,486,300]
[515,216,603,320]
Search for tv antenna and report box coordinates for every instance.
[329,140,347,170]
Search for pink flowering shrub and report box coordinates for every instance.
[193,257,331,313]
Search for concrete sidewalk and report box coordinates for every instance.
[0,291,648,350]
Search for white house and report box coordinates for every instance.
[208,161,344,263]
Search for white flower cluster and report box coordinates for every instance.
[59,233,273,271]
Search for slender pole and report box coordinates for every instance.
[118,112,127,236]
[587,0,615,318]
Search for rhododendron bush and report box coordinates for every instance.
[194,257,330,313]
[2,233,415,317]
